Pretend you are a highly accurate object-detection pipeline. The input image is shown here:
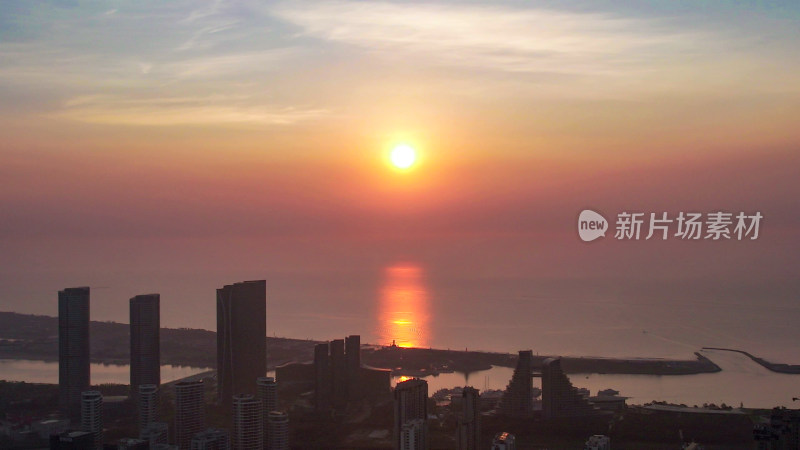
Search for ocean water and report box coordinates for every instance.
[267,263,800,363]
[391,349,800,408]
[0,359,210,385]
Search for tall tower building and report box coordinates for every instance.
[80,390,103,450]
[329,339,346,406]
[400,419,425,450]
[499,350,533,418]
[313,343,331,413]
[138,384,159,430]
[455,387,480,450]
[130,294,160,393]
[257,376,277,447]
[232,394,263,450]
[345,335,361,400]
[175,380,205,450]
[59,286,90,420]
[217,280,267,404]
[256,377,277,413]
[266,411,289,450]
[393,378,428,450]
[541,357,599,419]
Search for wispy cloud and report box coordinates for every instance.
[55,94,329,126]
[270,1,703,76]
[161,49,300,79]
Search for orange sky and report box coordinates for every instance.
[0,1,798,331]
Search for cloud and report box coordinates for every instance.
[54,94,329,126]
[270,1,703,76]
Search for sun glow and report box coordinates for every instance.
[390,144,417,169]
[377,264,430,348]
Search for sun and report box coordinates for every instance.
[390,144,417,170]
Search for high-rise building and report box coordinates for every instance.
[50,431,95,450]
[256,377,277,413]
[80,390,103,450]
[140,421,169,447]
[313,343,331,413]
[138,384,158,431]
[455,387,480,450]
[345,335,361,400]
[491,432,516,450]
[217,280,267,404]
[312,335,363,412]
[59,287,90,420]
[542,357,599,419]
[175,380,205,450]
[257,377,277,447]
[393,378,428,450]
[499,350,534,418]
[233,394,263,450]
[130,294,160,393]
[329,339,346,406]
[400,419,425,450]
[190,428,230,450]
[266,411,289,450]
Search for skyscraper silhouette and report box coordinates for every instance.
[175,380,205,450]
[233,394,263,450]
[130,294,160,392]
[217,280,267,404]
[499,350,534,418]
[137,384,159,431]
[329,339,346,406]
[313,343,331,413]
[80,390,103,449]
[345,335,361,400]
[257,377,277,414]
[266,411,289,450]
[542,357,599,419]
[257,376,277,447]
[455,387,480,450]
[393,378,428,450]
[59,286,90,420]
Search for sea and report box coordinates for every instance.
[2,261,799,409]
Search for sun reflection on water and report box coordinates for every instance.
[377,264,430,348]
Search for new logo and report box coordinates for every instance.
[578,209,608,242]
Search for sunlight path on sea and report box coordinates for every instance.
[376,263,431,348]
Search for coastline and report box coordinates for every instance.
[702,347,800,374]
[7,312,800,378]
[0,311,723,377]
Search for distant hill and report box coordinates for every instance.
[0,311,722,377]
[0,311,318,368]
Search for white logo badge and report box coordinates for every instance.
[578,209,608,242]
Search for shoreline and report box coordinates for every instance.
[3,312,797,378]
[702,347,800,374]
